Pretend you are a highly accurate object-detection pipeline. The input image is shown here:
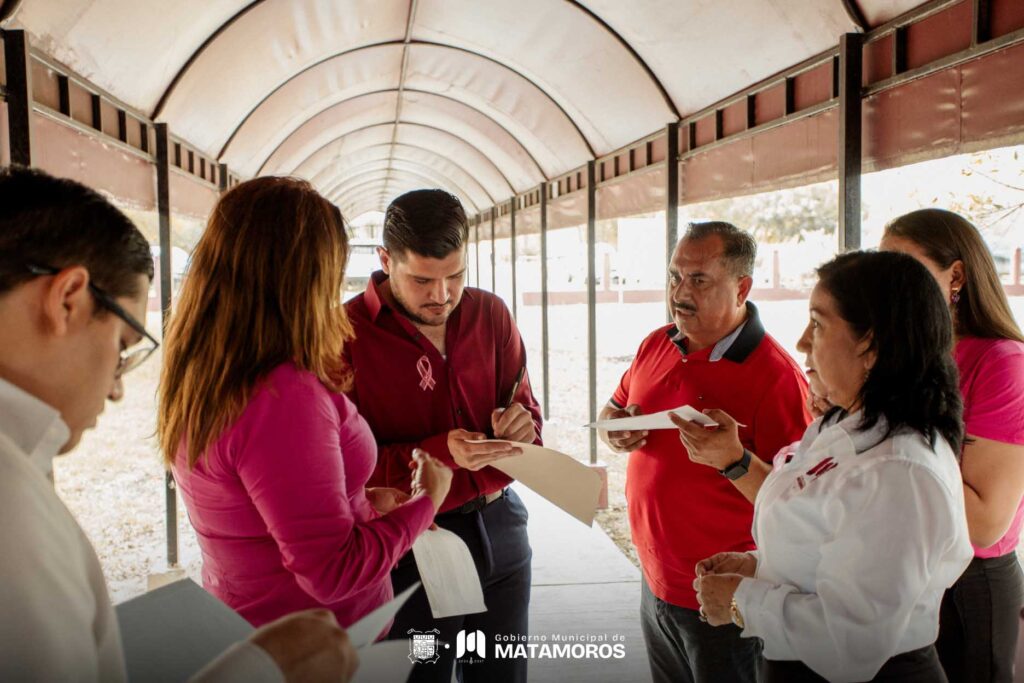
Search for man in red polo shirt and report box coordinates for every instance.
[343,189,541,683]
[599,221,810,683]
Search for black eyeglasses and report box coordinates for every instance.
[27,264,159,375]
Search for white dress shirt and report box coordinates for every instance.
[0,378,282,682]
[734,411,972,683]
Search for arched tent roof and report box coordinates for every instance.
[8,0,930,214]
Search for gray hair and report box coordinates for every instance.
[682,221,756,278]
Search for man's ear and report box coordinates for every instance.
[736,275,753,305]
[40,266,92,337]
[377,246,392,274]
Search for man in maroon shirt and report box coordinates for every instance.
[344,189,541,683]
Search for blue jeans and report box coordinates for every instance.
[388,488,532,683]
[640,577,760,683]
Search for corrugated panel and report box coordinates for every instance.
[32,112,155,209]
[596,165,667,221]
[862,67,961,171]
[961,42,1024,146]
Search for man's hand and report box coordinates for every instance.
[364,487,411,515]
[693,574,743,627]
[491,403,537,443]
[671,409,744,471]
[599,404,647,453]
[695,551,757,579]
[249,609,359,683]
[447,428,521,471]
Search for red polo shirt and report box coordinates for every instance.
[343,271,543,513]
[612,303,810,609]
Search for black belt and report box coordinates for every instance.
[444,488,507,516]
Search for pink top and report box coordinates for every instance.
[172,363,435,628]
[955,336,1024,558]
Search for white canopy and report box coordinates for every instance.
[9,0,927,217]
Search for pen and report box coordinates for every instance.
[502,366,526,409]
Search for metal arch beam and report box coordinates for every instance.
[321,157,489,210]
[839,0,870,30]
[334,178,440,214]
[325,168,475,212]
[325,171,463,207]
[562,0,681,119]
[319,159,479,207]
[216,39,596,160]
[151,0,264,118]
[308,141,499,204]
[255,88,547,179]
[338,188,396,216]
[290,121,516,194]
[325,166,479,211]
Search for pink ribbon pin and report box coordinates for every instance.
[417,355,436,391]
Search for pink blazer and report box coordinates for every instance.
[173,363,434,628]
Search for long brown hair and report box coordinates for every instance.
[158,177,354,468]
[884,208,1024,343]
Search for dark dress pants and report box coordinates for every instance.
[640,577,760,683]
[388,488,532,683]
[936,552,1024,683]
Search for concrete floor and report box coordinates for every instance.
[517,484,652,683]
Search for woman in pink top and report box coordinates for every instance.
[157,177,452,630]
[883,208,1024,683]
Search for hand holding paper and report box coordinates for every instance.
[588,404,732,431]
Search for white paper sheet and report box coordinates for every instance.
[412,528,487,619]
[353,640,415,683]
[586,404,719,431]
[468,442,602,526]
[347,581,421,649]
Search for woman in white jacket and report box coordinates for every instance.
[680,250,973,682]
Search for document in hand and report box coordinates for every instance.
[117,578,422,682]
[586,404,719,431]
[469,441,603,526]
[413,527,488,619]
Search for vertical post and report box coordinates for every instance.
[1013,247,1021,287]
[586,161,597,465]
[218,163,229,192]
[490,211,496,293]
[474,216,481,288]
[4,30,34,166]
[972,0,991,45]
[539,183,550,420]
[837,33,863,252]
[665,123,680,322]
[155,123,178,568]
[510,198,518,320]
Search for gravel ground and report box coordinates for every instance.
[56,298,1024,602]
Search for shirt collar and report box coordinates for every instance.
[666,301,765,363]
[815,409,891,455]
[0,377,71,478]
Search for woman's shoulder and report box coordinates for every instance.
[957,336,1024,368]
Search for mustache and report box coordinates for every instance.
[672,302,697,313]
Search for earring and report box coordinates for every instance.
[951,287,961,305]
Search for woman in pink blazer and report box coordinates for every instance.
[158,176,451,630]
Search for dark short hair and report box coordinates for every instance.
[0,166,153,298]
[682,221,756,277]
[816,250,963,454]
[382,189,469,259]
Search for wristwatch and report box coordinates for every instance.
[730,596,746,629]
[720,448,752,480]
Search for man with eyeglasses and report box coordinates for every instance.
[0,166,358,682]
[597,222,811,683]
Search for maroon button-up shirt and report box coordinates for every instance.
[343,271,543,513]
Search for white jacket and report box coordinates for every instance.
[734,411,973,682]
